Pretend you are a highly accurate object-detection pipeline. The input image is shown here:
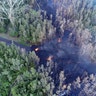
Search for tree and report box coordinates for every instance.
[0,0,24,26]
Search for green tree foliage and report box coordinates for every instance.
[16,7,55,44]
[0,0,56,44]
[0,42,66,96]
[11,68,45,96]
[0,20,6,33]
[0,0,24,26]
[0,42,41,96]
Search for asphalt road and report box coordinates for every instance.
[0,36,32,52]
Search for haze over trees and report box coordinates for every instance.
[0,0,96,96]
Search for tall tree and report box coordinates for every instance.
[0,0,24,26]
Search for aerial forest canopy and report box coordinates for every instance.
[0,0,55,44]
[0,0,96,96]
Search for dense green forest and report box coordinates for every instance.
[0,0,96,96]
[0,0,55,45]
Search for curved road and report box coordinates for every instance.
[0,36,33,52]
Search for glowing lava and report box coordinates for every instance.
[58,38,62,43]
[35,48,39,51]
[47,56,53,61]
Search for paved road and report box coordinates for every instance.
[0,36,32,52]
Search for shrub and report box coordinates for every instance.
[0,20,6,33]
[0,26,6,33]
[8,28,19,37]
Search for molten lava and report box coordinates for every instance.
[58,38,62,43]
[47,56,53,61]
[35,48,39,51]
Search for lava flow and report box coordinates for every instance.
[35,48,39,51]
[57,38,62,43]
[47,55,53,61]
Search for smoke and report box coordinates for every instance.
[33,28,96,84]
[34,30,82,83]
[34,0,96,83]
